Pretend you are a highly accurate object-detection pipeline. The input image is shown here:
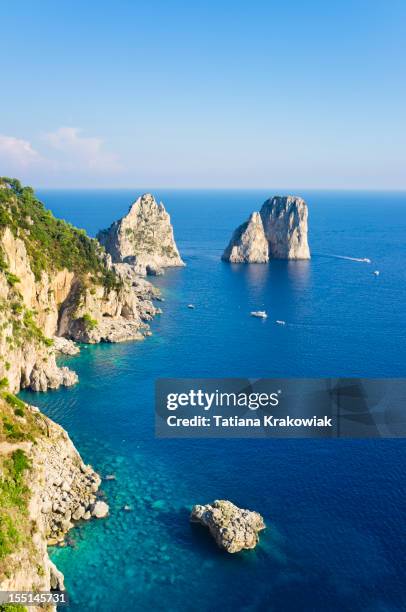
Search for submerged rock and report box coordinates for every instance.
[97,193,185,276]
[222,195,310,262]
[190,499,265,553]
[222,212,269,263]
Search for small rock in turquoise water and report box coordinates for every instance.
[190,499,265,553]
[91,500,110,518]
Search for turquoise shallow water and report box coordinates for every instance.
[21,190,406,611]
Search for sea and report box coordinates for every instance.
[20,189,406,611]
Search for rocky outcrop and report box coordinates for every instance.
[260,196,310,259]
[53,336,80,356]
[30,408,106,546]
[222,195,310,262]
[190,499,266,553]
[0,402,108,608]
[97,193,184,276]
[29,362,78,392]
[221,212,269,263]
[0,225,160,392]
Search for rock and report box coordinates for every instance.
[260,195,310,259]
[41,501,52,514]
[91,501,109,518]
[72,505,86,521]
[48,559,65,591]
[83,511,91,520]
[222,212,269,263]
[97,193,185,276]
[53,336,80,355]
[29,363,78,392]
[190,499,265,553]
[222,195,310,262]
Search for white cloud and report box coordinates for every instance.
[0,134,44,168]
[44,127,121,173]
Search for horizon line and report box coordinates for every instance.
[35,185,406,193]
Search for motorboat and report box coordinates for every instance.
[251,311,267,319]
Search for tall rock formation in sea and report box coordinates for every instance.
[260,195,310,259]
[221,212,269,263]
[222,195,310,262]
[97,193,184,276]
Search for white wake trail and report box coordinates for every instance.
[318,254,371,263]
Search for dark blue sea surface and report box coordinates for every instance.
[21,190,406,611]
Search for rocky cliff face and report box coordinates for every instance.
[97,193,184,276]
[0,398,106,609]
[222,195,310,262]
[260,195,310,259]
[221,212,269,263]
[0,181,161,393]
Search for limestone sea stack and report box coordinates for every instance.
[190,499,266,553]
[222,195,310,262]
[261,195,310,259]
[97,193,184,276]
[221,212,269,263]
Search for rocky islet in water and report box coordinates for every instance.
[222,195,310,263]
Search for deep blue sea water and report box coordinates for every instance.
[20,190,406,611]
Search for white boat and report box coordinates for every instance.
[362,258,371,263]
[276,320,286,325]
[187,304,195,309]
[373,270,380,276]
[251,310,267,319]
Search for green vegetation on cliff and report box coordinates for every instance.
[0,177,120,290]
[0,401,32,564]
[0,396,45,583]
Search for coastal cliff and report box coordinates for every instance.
[0,178,165,603]
[0,395,104,609]
[222,195,310,262]
[97,193,184,276]
[0,178,160,393]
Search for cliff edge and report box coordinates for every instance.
[0,178,160,393]
[0,394,106,609]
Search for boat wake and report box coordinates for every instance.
[318,253,371,263]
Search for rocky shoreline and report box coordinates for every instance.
[0,400,108,605]
[0,180,182,606]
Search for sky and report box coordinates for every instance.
[0,0,405,189]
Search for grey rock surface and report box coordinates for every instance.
[190,499,265,553]
[260,195,310,259]
[222,195,310,262]
[222,212,269,263]
[97,193,184,275]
